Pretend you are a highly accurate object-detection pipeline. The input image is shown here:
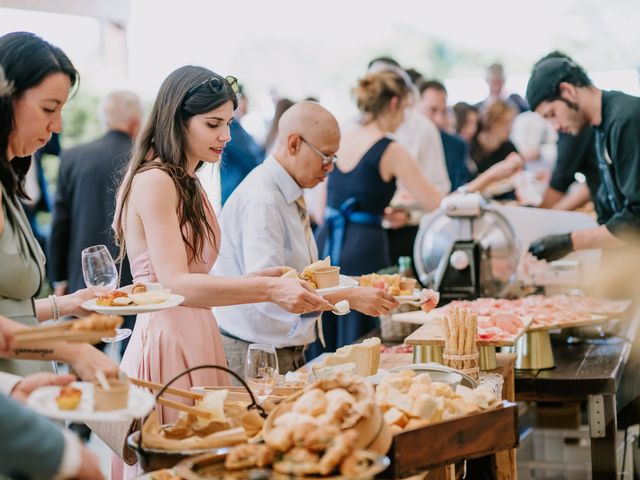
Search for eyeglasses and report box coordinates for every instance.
[183,75,240,104]
[300,136,338,166]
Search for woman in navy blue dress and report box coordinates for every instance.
[315,70,443,351]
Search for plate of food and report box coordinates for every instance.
[173,448,389,479]
[27,380,155,422]
[282,258,358,296]
[81,282,185,315]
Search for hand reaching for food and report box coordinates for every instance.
[269,277,332,314]
[67,344,119,381]
[336,287,399,317]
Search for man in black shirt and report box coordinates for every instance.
[526,56,640,261]
[540,127,601,215]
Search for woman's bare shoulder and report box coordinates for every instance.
[132,166,175,189]
[130,166,179,209]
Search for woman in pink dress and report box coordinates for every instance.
[111,66,330,479]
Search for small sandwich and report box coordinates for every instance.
[301,257,331,281]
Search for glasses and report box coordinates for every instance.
[300,136,338,166]
[183,75,240,104]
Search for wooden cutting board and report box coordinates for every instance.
[527,313,611,332]
[394,301,624,333]
[404,316,532,347]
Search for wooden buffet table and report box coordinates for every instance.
[378,353,518,479]
[515,313,640,480]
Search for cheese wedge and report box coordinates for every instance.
[317,337,381,377]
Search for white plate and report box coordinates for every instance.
[81,293,185,315]
[395,289,424,301]
[27,381,155,422]
[316,274,358,296]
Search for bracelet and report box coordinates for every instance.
[48,294,60,321]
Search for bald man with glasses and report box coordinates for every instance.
[213,102,398,378]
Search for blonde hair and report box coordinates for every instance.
[480,100,516,132]
[353,70,410,119]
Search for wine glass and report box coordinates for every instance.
[81,245,131,343]
[82,245,118,295]
[245,344,279,403]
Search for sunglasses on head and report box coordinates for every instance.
[183,75,240,104]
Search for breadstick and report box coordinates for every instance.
[440,315,450,350]
[457,309,465,355]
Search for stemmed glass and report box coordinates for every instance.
[244,344,279,403]
[81,245,131,343]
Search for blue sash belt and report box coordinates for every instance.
[322,198,383,265]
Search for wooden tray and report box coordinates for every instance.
[527,313,611,333]
[395,306,615,335]
[403,316,532,347]
[381,401,518,478]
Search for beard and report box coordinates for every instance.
[559,98,590,134]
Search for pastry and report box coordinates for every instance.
[340,450,372,476]
[224,443,275,470]
[56,385,82,410]
[291,388,328,417]
[317,430,357,475]
[71,314,122,331]
[273,447,320,476]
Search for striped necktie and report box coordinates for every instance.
[295,196,317,263]
[295,195,325,346]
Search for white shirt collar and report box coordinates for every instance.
[264,155,304,205]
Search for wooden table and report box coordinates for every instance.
[515,313,640,480]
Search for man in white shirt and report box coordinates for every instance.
[213,102,398,376]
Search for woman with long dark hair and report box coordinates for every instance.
[113,66,328,434]
[0,31,117,379]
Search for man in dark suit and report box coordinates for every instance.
[418,80,469,191]
[49,91,141,335]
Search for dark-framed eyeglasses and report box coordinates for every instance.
[300,136,338,166]
[183,75,240,104]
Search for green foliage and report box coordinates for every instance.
[60,90,103,149]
